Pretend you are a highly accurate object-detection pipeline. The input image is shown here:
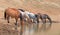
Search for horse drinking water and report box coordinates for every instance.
[18,9,38,24]
[36,13,52,30]
[18,9,39,31]
[36,13,52,24]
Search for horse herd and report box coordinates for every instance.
[4,8,52,35]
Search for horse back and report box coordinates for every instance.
[5,8,20,18]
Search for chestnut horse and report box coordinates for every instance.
[4,8,24,35]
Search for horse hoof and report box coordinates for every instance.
[15,23,17,25]
[8,22,9,23]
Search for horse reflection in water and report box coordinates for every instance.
[36,13,52,31]
[4,8,24,35]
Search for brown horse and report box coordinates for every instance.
[4,8,24,35]
[36,13,52,29]
[36,13,52,24]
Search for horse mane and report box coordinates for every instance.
[18,9,25,12]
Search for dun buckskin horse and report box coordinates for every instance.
[4,8,24,35]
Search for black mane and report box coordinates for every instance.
[18,9,25,12]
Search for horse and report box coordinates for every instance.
[36,13,52,27]
[18,9,31,24]
[18,9,39,31]
[4,8,24,35]
[18,9,38,24]
[37,13,52,24]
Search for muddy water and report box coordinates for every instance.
[20,22,60,35]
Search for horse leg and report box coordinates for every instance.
[20,14,24,35]
[37,17,40,23]
[6,15,10,23]
[42,19,46,31]
[20,20,24,35]
[46,17,52,30]
[37,22,39,31]
[47,16,52,26]
[49,18,52,25]
[35,16,40,30]
[33,18,39,31]
[15,19,18,26]
[15,18,18,30]
[26,18,32,32]
[36,18,40,30]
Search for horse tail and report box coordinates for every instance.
[4,11,6,19]
[47,15,52,25]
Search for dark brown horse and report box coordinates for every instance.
[36,13,52,29]
[4,8,24,35]
[36,13,52,24]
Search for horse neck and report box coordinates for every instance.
[25,11,30,14]
[19,11,25,15]
[25,11,35,16]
